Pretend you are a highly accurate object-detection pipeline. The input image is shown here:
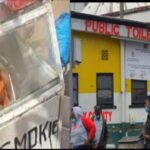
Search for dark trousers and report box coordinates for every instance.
[97,145,105,149]
[75,144,93,149]
[144,142,150,149]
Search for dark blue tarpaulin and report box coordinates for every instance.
[55,13,70,67]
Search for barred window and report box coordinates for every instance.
[131,80,147,107]
[97,73,113,108]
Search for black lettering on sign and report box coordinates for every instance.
[48,121,52,138]
[0,141,11,149]
[39,121,49,145]
[14,134,26,149]
[52,120,58,135]
[48,121,53,149]
[0,119,59,149]
[28,127,37,149]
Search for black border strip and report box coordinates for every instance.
[71,11,150,29]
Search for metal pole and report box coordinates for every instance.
[70,38,73,108]
[120,40,126,123]
[120,3,124,19]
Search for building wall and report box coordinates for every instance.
[73,31,121,93]
[73,31,121,124]
[51,0,69,19]
[73,31,149,125]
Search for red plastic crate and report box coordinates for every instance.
[5,0,36,12]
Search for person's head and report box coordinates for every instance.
[71,106,83,121]
[73,103,79,107]
[145,95,150,113]
[94,105,102,116]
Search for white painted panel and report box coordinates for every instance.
[79,93,96,112]
[125,93,147,123]
[0,96,61,149]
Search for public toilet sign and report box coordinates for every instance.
[72,18,150,42]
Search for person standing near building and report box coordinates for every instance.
[70,106,96,149]
[140,95,150,149]
[91,105,108,149]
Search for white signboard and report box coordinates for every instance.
[0,95,61,149]
[125,41,150,80]
[72,18,150,42]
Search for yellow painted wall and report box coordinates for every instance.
[125,79,150,92]
[148,81,150,92]
[73,31,121,93]
[72,31,150,93]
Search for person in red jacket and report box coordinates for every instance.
[71,106,96,149]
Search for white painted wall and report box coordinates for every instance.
[78,92,147,124]
[0,95,61,149]
[125,93,147,123]
[79,93,96,112]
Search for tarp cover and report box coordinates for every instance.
[55,13,70,67]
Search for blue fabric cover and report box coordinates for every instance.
[55,13,70,67]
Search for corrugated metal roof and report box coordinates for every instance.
[82,3,150,16]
